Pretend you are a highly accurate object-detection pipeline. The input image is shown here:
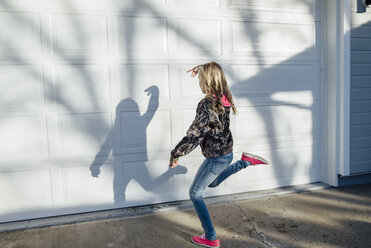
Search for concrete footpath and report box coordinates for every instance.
[0,183,370,248]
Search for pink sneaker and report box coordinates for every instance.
[191,234,220,248]
[241,152,269,165]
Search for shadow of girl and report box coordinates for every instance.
[90,85,187,206]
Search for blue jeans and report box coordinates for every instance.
[189,152,250,241]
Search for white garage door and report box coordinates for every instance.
[0,0,322,222]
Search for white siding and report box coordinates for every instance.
[350,2,371,174]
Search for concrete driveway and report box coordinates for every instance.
[1,183,370,248]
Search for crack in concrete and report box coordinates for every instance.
[233,201,277,248]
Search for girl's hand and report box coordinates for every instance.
[186,65,202,78]
[169,158,179,168]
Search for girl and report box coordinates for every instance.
[169,62,269,248]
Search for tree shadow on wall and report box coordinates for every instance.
[89,85,187,206]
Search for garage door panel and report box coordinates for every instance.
[118,16,168,57]
[0,12,41,52]
[231,63,320,108]
[0,169,52,211]
[230,64,318,96]
[234,137,315,153]
[229,0,315,14]
[55,64,111,104]
[0,64,45,105]
[116,0,167,11]
[176,18,222,56]
[57,113,113,153]
[61,164,115,206]
[235,105,314,142]
[120,64,169,101]
[230,21,315,57]
[123,159,175,206]
[119,110,172,153]
[233,146,317,185]
[52,14,108,54]
[174,0,220,9]
[0,0,116,11]
[0,115,48,155]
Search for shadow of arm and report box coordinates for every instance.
[90,129,113,177]
[142,85,159,124]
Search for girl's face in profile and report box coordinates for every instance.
[198,74,206,94]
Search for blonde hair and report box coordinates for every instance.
[198,62,237,115]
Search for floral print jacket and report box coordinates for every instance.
[170,97,233,159]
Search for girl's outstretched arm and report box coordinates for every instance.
[170,99,210,162]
